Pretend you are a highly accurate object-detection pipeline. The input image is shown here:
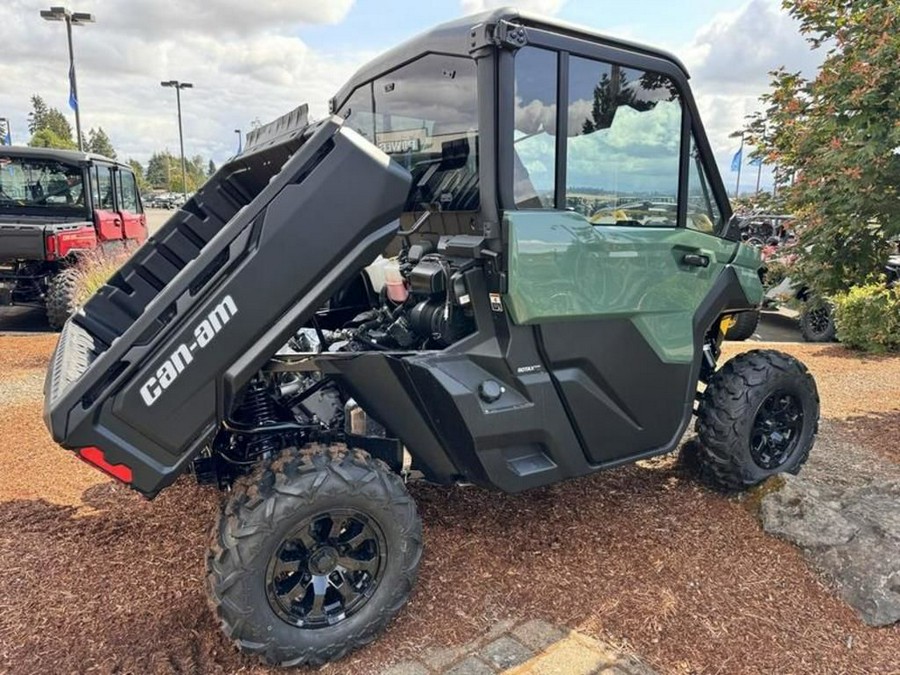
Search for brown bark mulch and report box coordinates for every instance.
[0,336,898,674]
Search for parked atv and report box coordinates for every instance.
[0,147,147,329]
[44,9,820,667]
[760,251,899,343]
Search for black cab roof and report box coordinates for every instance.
[0,145,129,169]
[331,7,690,111]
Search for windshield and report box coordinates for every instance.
[0,156,88,215]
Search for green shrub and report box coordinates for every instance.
[832,283,900,352]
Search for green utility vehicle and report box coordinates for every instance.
[45,9,819,667]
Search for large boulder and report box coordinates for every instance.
[760,474,900,626]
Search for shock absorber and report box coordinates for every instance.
[241,377,279,457]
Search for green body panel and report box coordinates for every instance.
[506,211,739,363]
[730,241,765,306]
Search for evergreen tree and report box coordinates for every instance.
[87,127,117,159]
[27,94,74,148]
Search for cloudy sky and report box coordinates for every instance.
[0,0,821,191]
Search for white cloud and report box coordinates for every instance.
[460,0,566,16]
[0,0,367,167]
[681,0,823,190]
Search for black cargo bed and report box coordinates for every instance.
[44,109,411,497]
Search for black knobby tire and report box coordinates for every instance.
[799,299,836,342]
[207,444,422,667]
[692,349,819,491]
[725,310,760,341]
[46,268,81,330]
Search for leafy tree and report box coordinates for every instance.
[146,151,176,190]
[27,94,75,148]
[87,127,116,159]
[145,151,209,192]
[744,1,899,295]
[128,159,146,191]
[28,127,76,150]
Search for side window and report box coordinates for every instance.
[369,55,478,211]
[514,47,557,208]
[686,137,723,234]
[117,170,140,213]
[340,56,479,212]
[566,56,682,226]
[95,166,114,210]
[339,84,376,143]
[91,167,101,209]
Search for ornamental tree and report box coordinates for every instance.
[744,0,899,294]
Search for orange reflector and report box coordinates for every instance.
[78,446,133,484]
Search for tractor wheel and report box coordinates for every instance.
[799,299,836,342]
[206,444,422,667]
[691,350,819,491]
[46,268,81,330]
[724,310,760,341]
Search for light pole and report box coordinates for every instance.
[161,80,193,200]
[234,128,242,154]
[41,6,94,152]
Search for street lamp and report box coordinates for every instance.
[234,128,242,154]
[161,80,193,201]
[41,6,95,152]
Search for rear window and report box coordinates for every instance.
[337,54,479,212]
[0,156,88,216]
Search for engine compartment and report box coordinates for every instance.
[193,232,481,488]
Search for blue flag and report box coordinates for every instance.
[0,119,10,146]
[68,63,78,111]
[731,148,742,172]
[749,155,763,166]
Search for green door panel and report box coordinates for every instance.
[506,210,738,363]
[730,241,765,306]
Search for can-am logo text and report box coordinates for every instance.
[139,295,238,406]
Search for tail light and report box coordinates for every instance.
[77,446,133,483]
[45,226,98,260]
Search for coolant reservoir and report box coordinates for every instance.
[365,255,388,293]
[383,258,408,303]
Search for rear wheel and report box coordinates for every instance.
[690,350,819,491]
[724,310,760,341]
[46,268,81,330]
[206,445,422,667]
[799,298,836,342]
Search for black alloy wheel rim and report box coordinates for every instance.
[808,306,832,336]
[750,390,804,470]
[266,509,386,628]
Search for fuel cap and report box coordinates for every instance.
[478,380,504,403]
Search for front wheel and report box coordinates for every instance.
[799,298,836,342]
[724,310,760,341]
[207,445,422,667]
[691,350,819,491]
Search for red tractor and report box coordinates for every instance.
[0,146,147,329]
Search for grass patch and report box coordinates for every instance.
[71,251,130,306]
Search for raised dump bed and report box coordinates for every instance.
[44,108,411,496]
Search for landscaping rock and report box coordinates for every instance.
[760,474,900,626]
